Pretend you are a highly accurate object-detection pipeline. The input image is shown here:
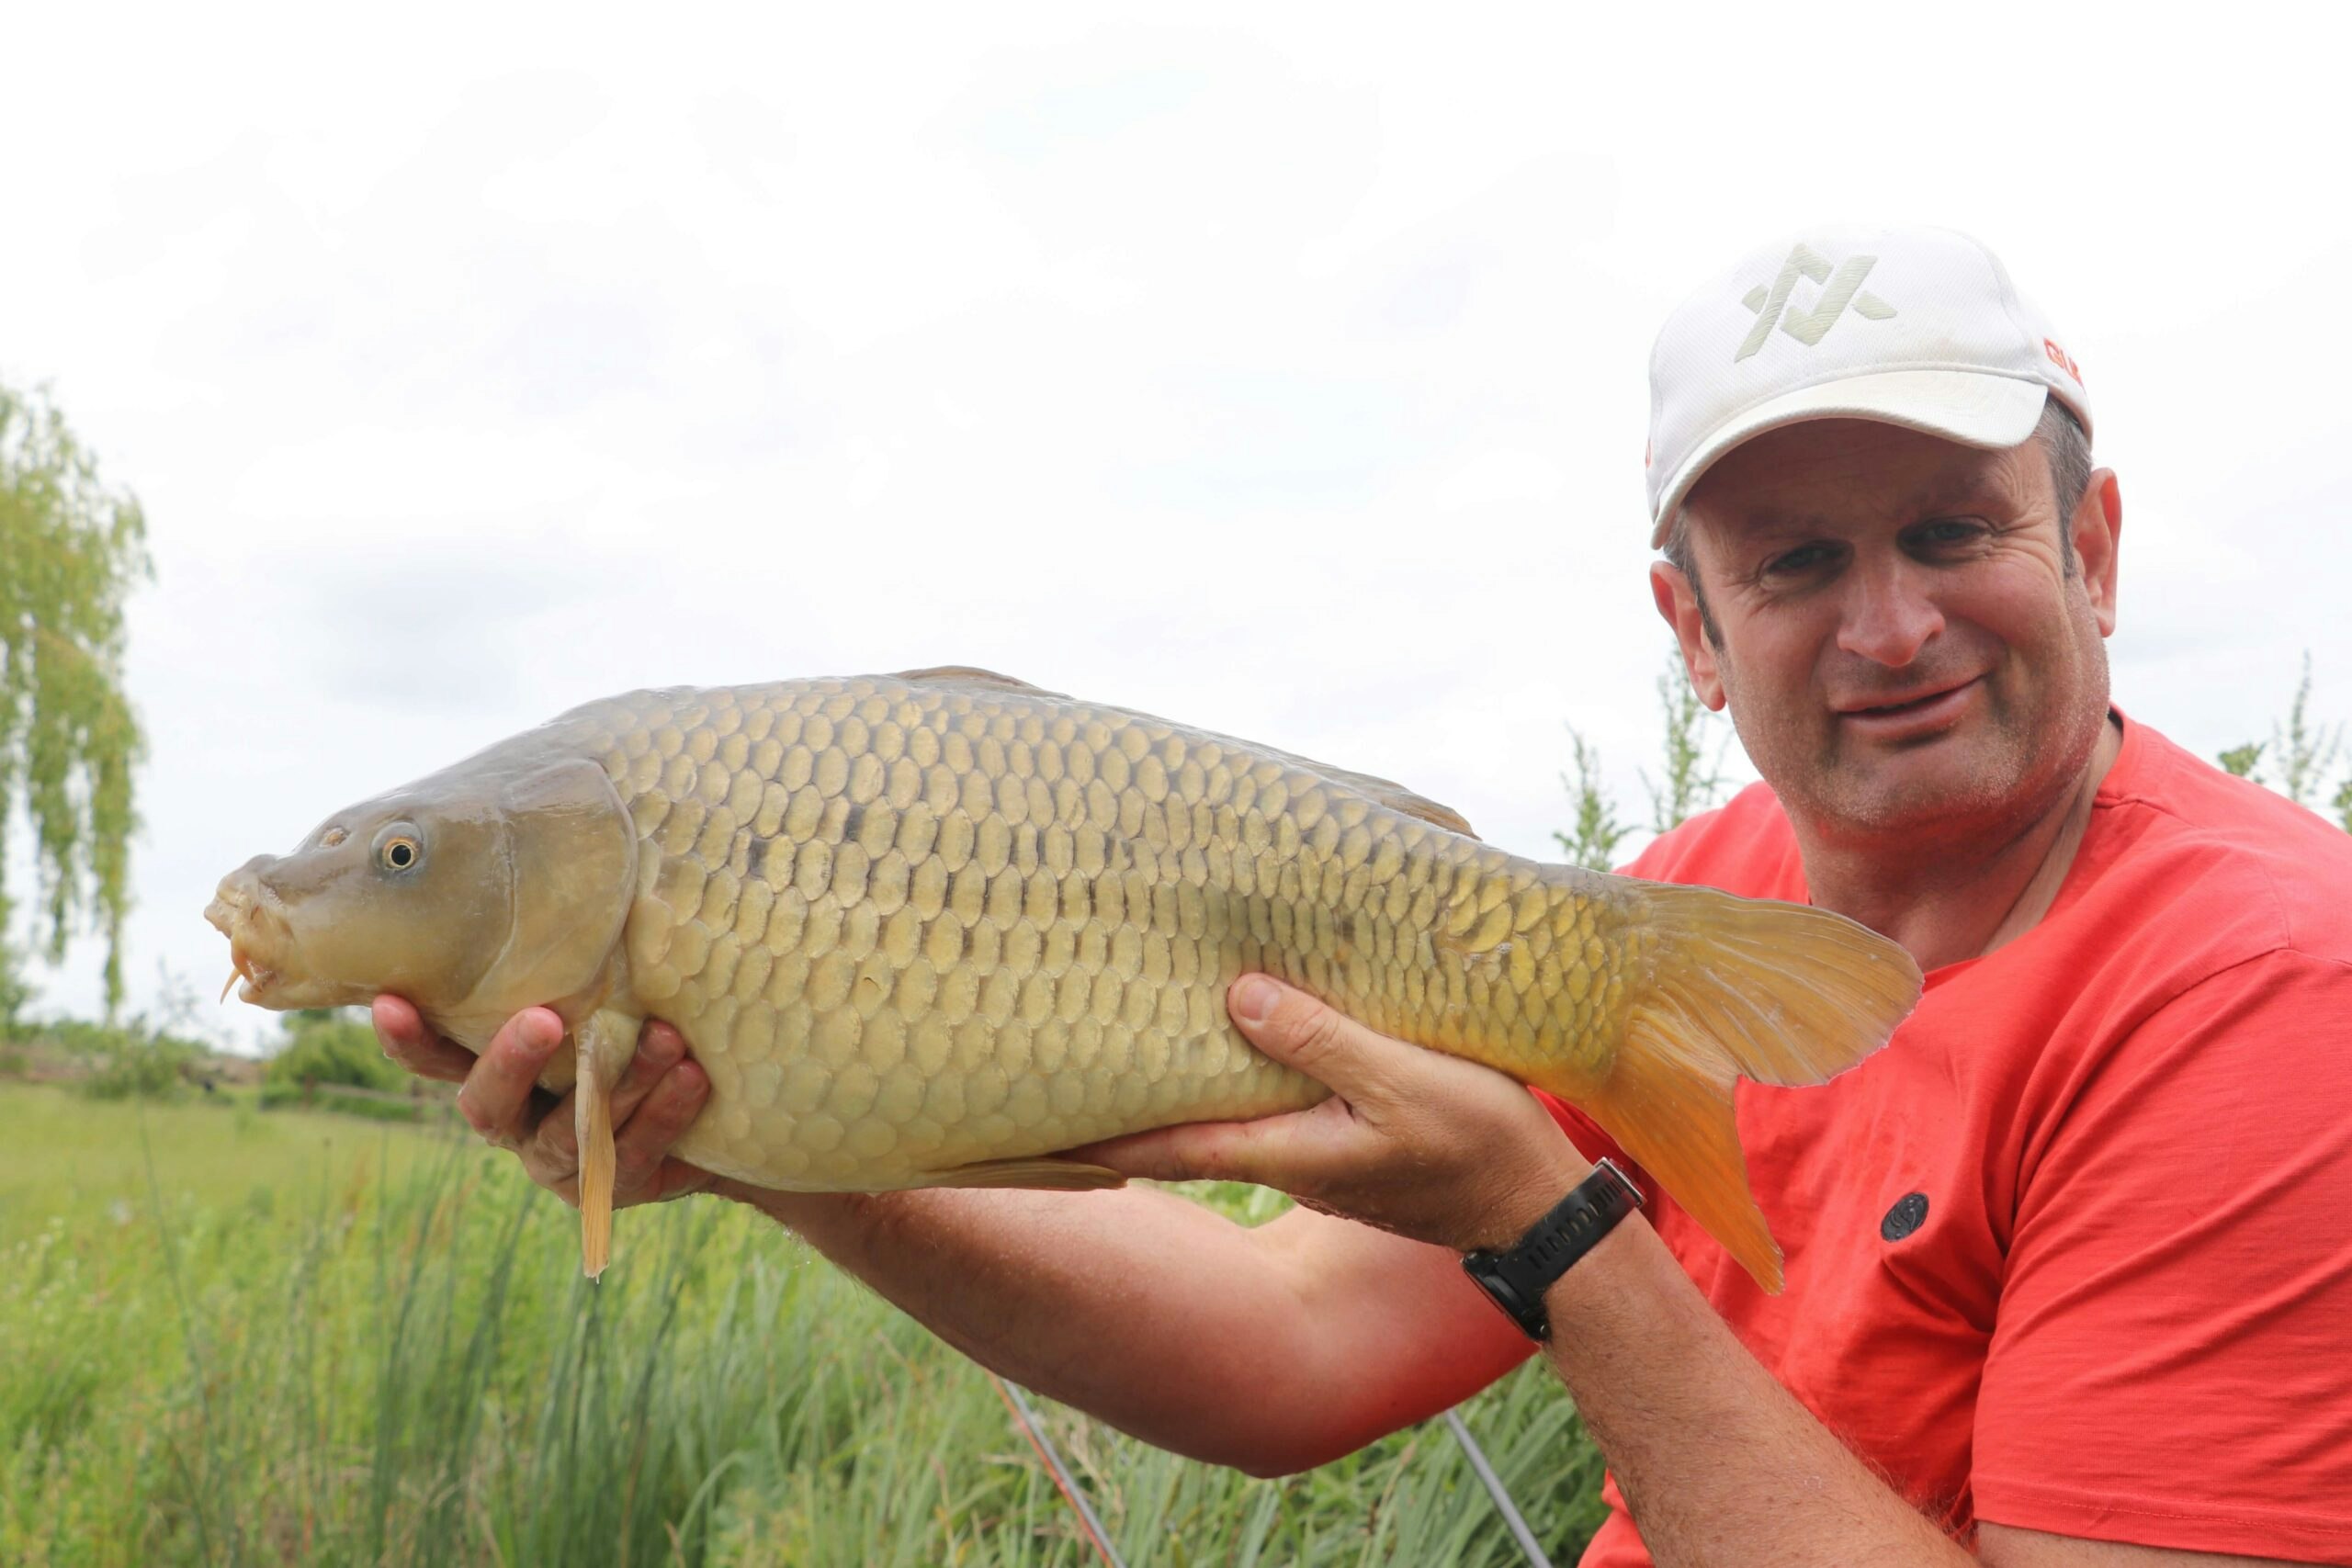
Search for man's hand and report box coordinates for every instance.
[1074,975,1590,1254]
[372,997,718,1209]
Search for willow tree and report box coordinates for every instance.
[0,378,150,1021]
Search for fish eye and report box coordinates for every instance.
[373,826,424,873]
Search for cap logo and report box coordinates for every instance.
[1735,243,1896,363]
[2042,337,2084,385]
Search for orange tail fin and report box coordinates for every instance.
[1548,885,1920,1293]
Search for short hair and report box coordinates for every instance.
[1660,398,2095,645]
[2041,398,2093,530]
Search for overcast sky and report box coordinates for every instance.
[5,4,2346,1047]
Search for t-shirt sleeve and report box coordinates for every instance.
[1972,949,2352,1562]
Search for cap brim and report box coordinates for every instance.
[1647,370,2050,548]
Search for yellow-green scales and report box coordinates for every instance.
[584,670,1639,1190]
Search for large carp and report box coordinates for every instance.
[207,669,1919,1290]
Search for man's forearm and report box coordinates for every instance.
[1543,1214,1970,1567]
[718,1179,1385,1474]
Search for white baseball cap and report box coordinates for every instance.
[1644,223,2093,547]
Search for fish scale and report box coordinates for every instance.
[209,665,1922,1291]
[572,672,1634,1193]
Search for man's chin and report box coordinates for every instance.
[1779,680,2108,847]
[1808,742,2030,840]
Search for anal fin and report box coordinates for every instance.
[927,1156,1128,1191]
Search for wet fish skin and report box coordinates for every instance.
[589,672,1638,1192]
[209,668,1922,1290]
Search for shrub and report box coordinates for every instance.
[78,1029,207,1101]
[259,1008,413,1114]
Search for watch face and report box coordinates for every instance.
[1463,1254,1548,1341]
[1470,1259,1524,1312]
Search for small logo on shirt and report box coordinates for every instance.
[1881,1191,1930,1243]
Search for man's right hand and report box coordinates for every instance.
[372,998,719,1210]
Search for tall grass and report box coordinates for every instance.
[0,1084,1605,1564]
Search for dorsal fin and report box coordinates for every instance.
[889,666,1066,697]
[1331,771,1478,840]
[1264,750,1479,840]
[883,668,1477,840]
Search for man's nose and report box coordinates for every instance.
[1835,558,1944,667]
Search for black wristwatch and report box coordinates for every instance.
[1460,1158,1645,1343]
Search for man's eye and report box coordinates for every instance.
[1764,544,1833,576]
[1913,519,1984,548]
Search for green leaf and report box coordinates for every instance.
[2216,741,2265,780]
[1553,726,1631,873]
[1640,648,1731,833]
[2271,650,2343,808]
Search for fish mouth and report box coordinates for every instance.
[205,874,294,1005]
[220,937,269,1001]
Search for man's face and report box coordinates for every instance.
[1653,418,2120,848]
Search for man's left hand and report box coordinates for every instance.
[1073,974,1592,1255]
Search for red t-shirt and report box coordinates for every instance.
[1544,713,2352,1565]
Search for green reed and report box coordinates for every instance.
[0,1082,1604,1566]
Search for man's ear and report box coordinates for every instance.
[2072,468,2121,637]
[1650,558,1727,710]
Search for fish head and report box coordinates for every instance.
[207,755,638,1030]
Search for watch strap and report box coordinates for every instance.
[1460,1157,1645,1342]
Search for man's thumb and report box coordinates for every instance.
[1227,975,1386,1097]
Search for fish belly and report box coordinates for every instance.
[571,673,1638,1193]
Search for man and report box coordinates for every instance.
[379,224,2352,1565]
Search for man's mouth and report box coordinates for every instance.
[1837,676,1983,735]
[1840,674,1981,714]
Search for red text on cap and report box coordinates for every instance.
[2043,338,2084,385]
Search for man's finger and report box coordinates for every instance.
[538,1061,712,1205]
[644,1156,719,1204]
[371,995,478,1084]
[603,1020,686,1133]
[522,1089,579,1179]
[614,1059,709,1190]
[1227,975,1406,1101]
[455,1007,565,1147]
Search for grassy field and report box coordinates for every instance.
[0,1081,1607,1565]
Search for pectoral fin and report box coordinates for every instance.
[573,1009,641,1280]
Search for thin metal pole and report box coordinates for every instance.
[989,1372,1130,1568]
[1443,1406,1555,1568]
